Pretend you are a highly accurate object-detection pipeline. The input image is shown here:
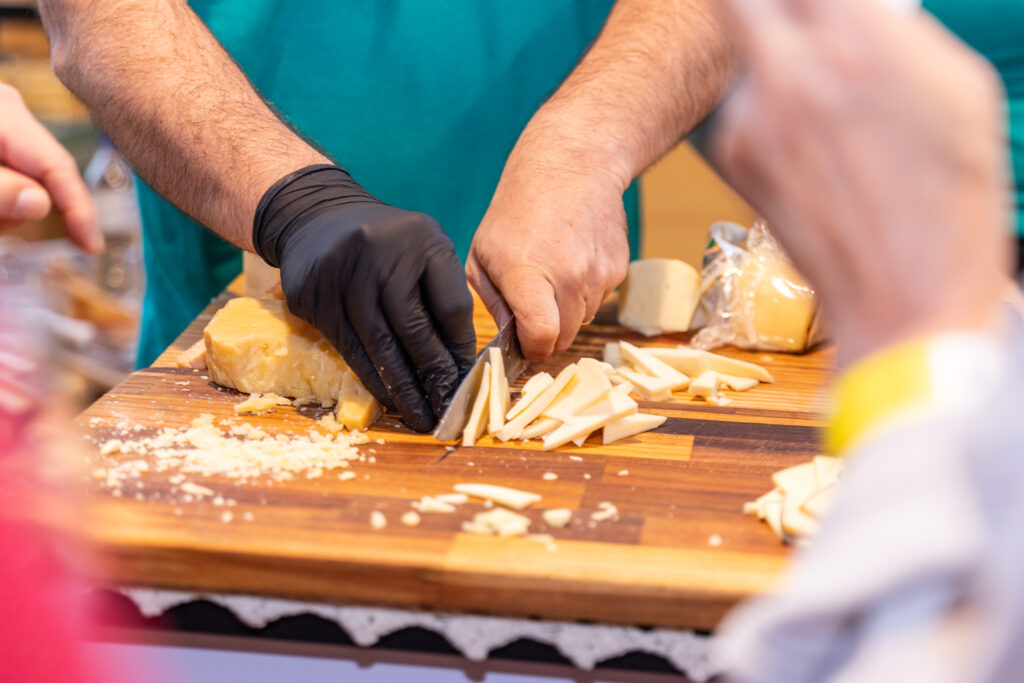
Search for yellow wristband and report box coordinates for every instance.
[826,337,933,455]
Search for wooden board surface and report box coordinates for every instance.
[72,279,835,630]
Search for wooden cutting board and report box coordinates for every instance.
[73,279,834,630]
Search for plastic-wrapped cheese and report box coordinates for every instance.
[734,254,816,352]
[205,297,353,408]
[618,259,701,336]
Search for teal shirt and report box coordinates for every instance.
[137,0,640,366]
[924,0,1024,237]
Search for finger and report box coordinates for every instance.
[381,257,463,419]
[466,251,513,329]
[422,248,477,378]
[0,88,101,252]
[497,267,561,360]
[0,167,51,224]
[345,288,435,433]
[552,284,587,353]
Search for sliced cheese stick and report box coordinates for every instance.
[648,346,774,383]
[495,364,576,441]
[542,359,612,422]
[614,368,673,402]
[619,341,691,390]
[519,416,562,441]
[506,372,554,420]
[688,370,719,398]
[772,461,817,495]
[602,413,667,445]
[542,390,637,450]
[453,483,542,510]
[461,361,491,447]
[487,348,510,434]
[611,380,635,395]
[718,374,759,392]
[603,341,624,367]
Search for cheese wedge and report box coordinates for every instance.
[506,372,554,420]
[205,297,352,407]
[619,341,691,390]
[813,455,843,489]
[338,370,382,431]
[495,364,576,441]
[519,416,562,440]
[602,413,667,445]
[176,338,207,369]
[453,483,542,510]
[772,461,817,496]
[487,348,510,434]
[688,370,719,398]
[462,361,491,447]
[648,346,774,383]
[718,374,759,392]
[614,368,673,402]
[801,484,838,520]
[542,390,637,450]
[542,359,612,422]
[618,258,701,336]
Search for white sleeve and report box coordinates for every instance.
[716,331,1024,683]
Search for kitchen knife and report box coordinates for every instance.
[433,316,528,442]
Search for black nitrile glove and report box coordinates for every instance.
[253,164,476,432]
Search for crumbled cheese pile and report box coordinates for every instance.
[91,414,368,496]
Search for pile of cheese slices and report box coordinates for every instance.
[744,455,845,544]
[462,340,773,450]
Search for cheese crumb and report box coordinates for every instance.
[708,534,723,547]
[370,511,387,530]
[401,511,421,527]
[338,471,357,481]
[617,469,629,476]
[542,508,572,528]
[591,502,619,522]
[542,472,558,481]
[235,392,292,415]
[525,533,558,552]
[461,507,531,537]
[568,455,583,462]
[220,511,233,523]
[415,496,456,513]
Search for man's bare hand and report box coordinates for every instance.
[467,141,630,360]
[713,0,1009,366]
[0,83,99,251]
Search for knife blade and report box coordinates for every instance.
[433,317,528,442]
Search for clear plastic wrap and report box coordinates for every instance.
[691,220,826,353]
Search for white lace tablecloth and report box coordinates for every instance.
[120,588,721,681]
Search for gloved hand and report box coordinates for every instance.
[253,164,476,432]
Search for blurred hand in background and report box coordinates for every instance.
[0,82,101,252]
[711,0,1010,366]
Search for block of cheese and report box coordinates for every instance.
[338,370,382,431]
[205,297,349,407]
[618,258,701,336]
[734,254,816,352]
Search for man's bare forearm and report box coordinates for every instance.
[38,0,328,250]
[520,0,735,187]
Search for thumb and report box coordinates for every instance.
[0,168,51,227]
